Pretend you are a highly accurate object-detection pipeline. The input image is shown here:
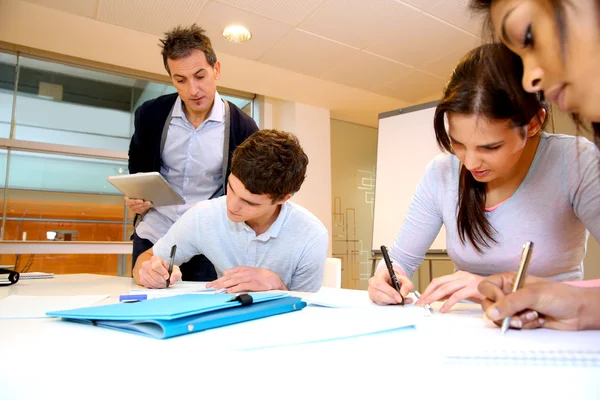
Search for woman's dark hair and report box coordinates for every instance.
[469,0,600,147]
[434,44,548,252]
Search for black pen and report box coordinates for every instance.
[166,244,177,288]
[380,245,404,305]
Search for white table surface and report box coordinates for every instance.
[1,274,598,400]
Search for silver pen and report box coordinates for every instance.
[501,241,534,334]
[414,290,433,314]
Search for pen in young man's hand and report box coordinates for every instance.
[166,245,177,288]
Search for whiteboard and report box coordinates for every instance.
[372,101,447,252]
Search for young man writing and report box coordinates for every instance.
[134,129,328,293]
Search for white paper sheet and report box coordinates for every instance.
[187,302,428,350]
[129,281,224,299]
[303,287,378,308]
[417,312,600,366]
[0,295,109,319]
[304,287,426,311]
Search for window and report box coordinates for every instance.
[0,52,17,139]
[0,50,255,276]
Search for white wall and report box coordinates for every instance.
[292,103,332,254]
[259,97,333,256]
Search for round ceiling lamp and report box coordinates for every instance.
[222,25,252,43]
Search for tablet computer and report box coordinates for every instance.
[107,172,185,207]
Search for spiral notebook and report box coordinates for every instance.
[0,270,54,281]
[20,272,54,279]
[418,313,600,367]
[446,349,600,366]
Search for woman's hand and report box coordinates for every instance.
[478,272,596,331]
[368,264,414,305]
[417,270,484,312]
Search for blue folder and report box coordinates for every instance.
[46,293,306,339]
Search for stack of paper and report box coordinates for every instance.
[303,287,376,308]
[304,287,423,309]
[128,281,224,299]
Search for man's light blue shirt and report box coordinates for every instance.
[136,92,225,243]
[153,196,329,292]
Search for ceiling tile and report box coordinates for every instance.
[299,0,419,50]
[24,0,96,18]
[419,43,479,79]
[415,91,443,104]
[374,70,446,103]
[215,0,326,26]
[365,12,479,68]
[97,0,208,36]
[321,51,414,93]
[197,2,294,61]
[260,29,358,78]
[20,0,489,114]
[401,0,485,36]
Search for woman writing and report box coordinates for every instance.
[470,0,600,330]
[368,43,600,316]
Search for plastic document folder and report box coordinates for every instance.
[46,293,306,339]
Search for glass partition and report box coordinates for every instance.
[0,50,255,276]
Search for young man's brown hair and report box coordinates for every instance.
[231,129,309,203]
[159,24,217,74]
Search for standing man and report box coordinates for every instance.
[127,24,258,281]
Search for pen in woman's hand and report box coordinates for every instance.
[501,241,534,334]
[380,245,404,305]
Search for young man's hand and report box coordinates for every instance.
[207,266,287,293]
[137,255,182,288]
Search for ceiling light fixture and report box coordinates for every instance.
[222,25,252,43]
